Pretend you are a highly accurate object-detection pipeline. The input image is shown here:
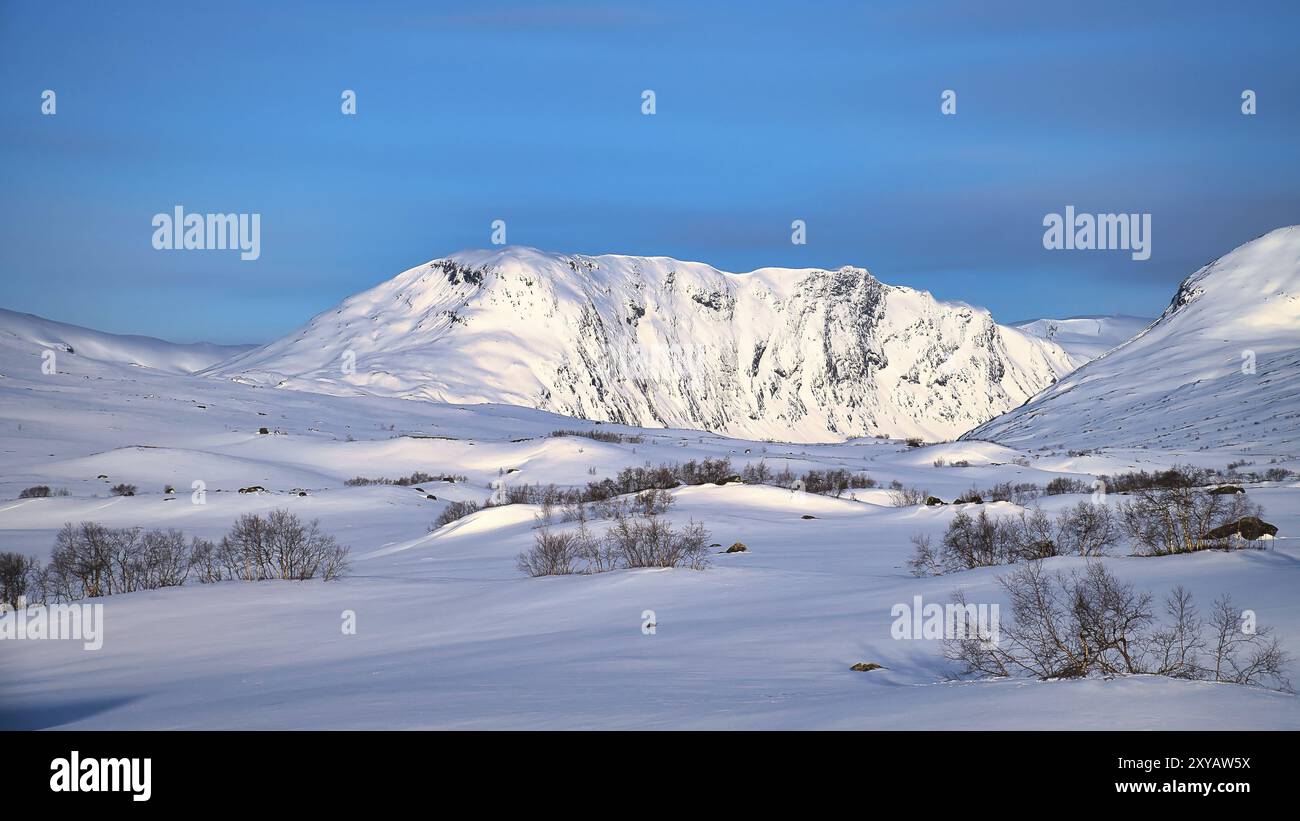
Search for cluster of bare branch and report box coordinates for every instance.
[192,509,349,583]
[945,561,1291,692]
[518,505,711,577]
[909,503,1120,576]
[42,523,199,600]
[3,510,350,607]
[1118,485,1262,555]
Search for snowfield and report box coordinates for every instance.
[0,315,1296,729]
[2,230,1299,730]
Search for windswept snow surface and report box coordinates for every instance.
[206,248,1075,443]
[968,227,1300,452]
[1,307,1298,729]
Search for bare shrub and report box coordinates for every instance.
[945,561,1291,691]
[906,534,940,577]
[937,509,1017,570]
[740,460,773,484]
[215,509,348,581]
[1011,506,1059,560]
[135,529,195,589]
[953,487,984,504]
[1044,477,1088,495]
[675,458,733,486]
[550,428,642,444]
[433,500,480,529]
[888,485,929,507]
[45,523,202,598]
[518,511,712,576]
[574,523,619,573]
[1119,485,1261,555]
[1146,585,1205,680]
[457,458,869,515]
[948,561,1153,679]
[0,552,40,609]
[740,461,873,494]
[346,471,458,487]
[1102,465,1206,494]
[190,537,223,584]
[321,544,349,581]
[984,481,1040,505]
[1056,501,1120,557]
[18,485,51,499]
[558,500,588,524]
[1208,594,1291,689]
[911,502,1119,575]
[606,517,711,570]
[516,528,582,576]
[47,522,124,599]
[34,515,346,599]
[590,494,632,521]
[110,483,138,497]
[798,468,873,495]
[632,488,674,516]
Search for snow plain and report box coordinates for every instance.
[1,307,1298,730]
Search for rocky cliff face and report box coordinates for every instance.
[208,247,1074,442]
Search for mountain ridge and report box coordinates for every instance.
[206,247,1076,442]
[0,306,254,375]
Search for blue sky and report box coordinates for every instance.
[1,0,1298,344]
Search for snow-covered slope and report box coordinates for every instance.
[966,227,1300,451]
[2,313,1298,729]
[0,307,252,375]
[208,248,1075,442]
[1013,314,1152,363]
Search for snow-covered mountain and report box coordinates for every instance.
[1013,314,1152,363]
[4,240,1299,732]
[0,307,252,375]
[966,226,1300,451]
[207,248,1076,442]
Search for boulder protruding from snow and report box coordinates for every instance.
[1205,516,1278,541]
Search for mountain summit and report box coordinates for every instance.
[208,247,1074,442]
